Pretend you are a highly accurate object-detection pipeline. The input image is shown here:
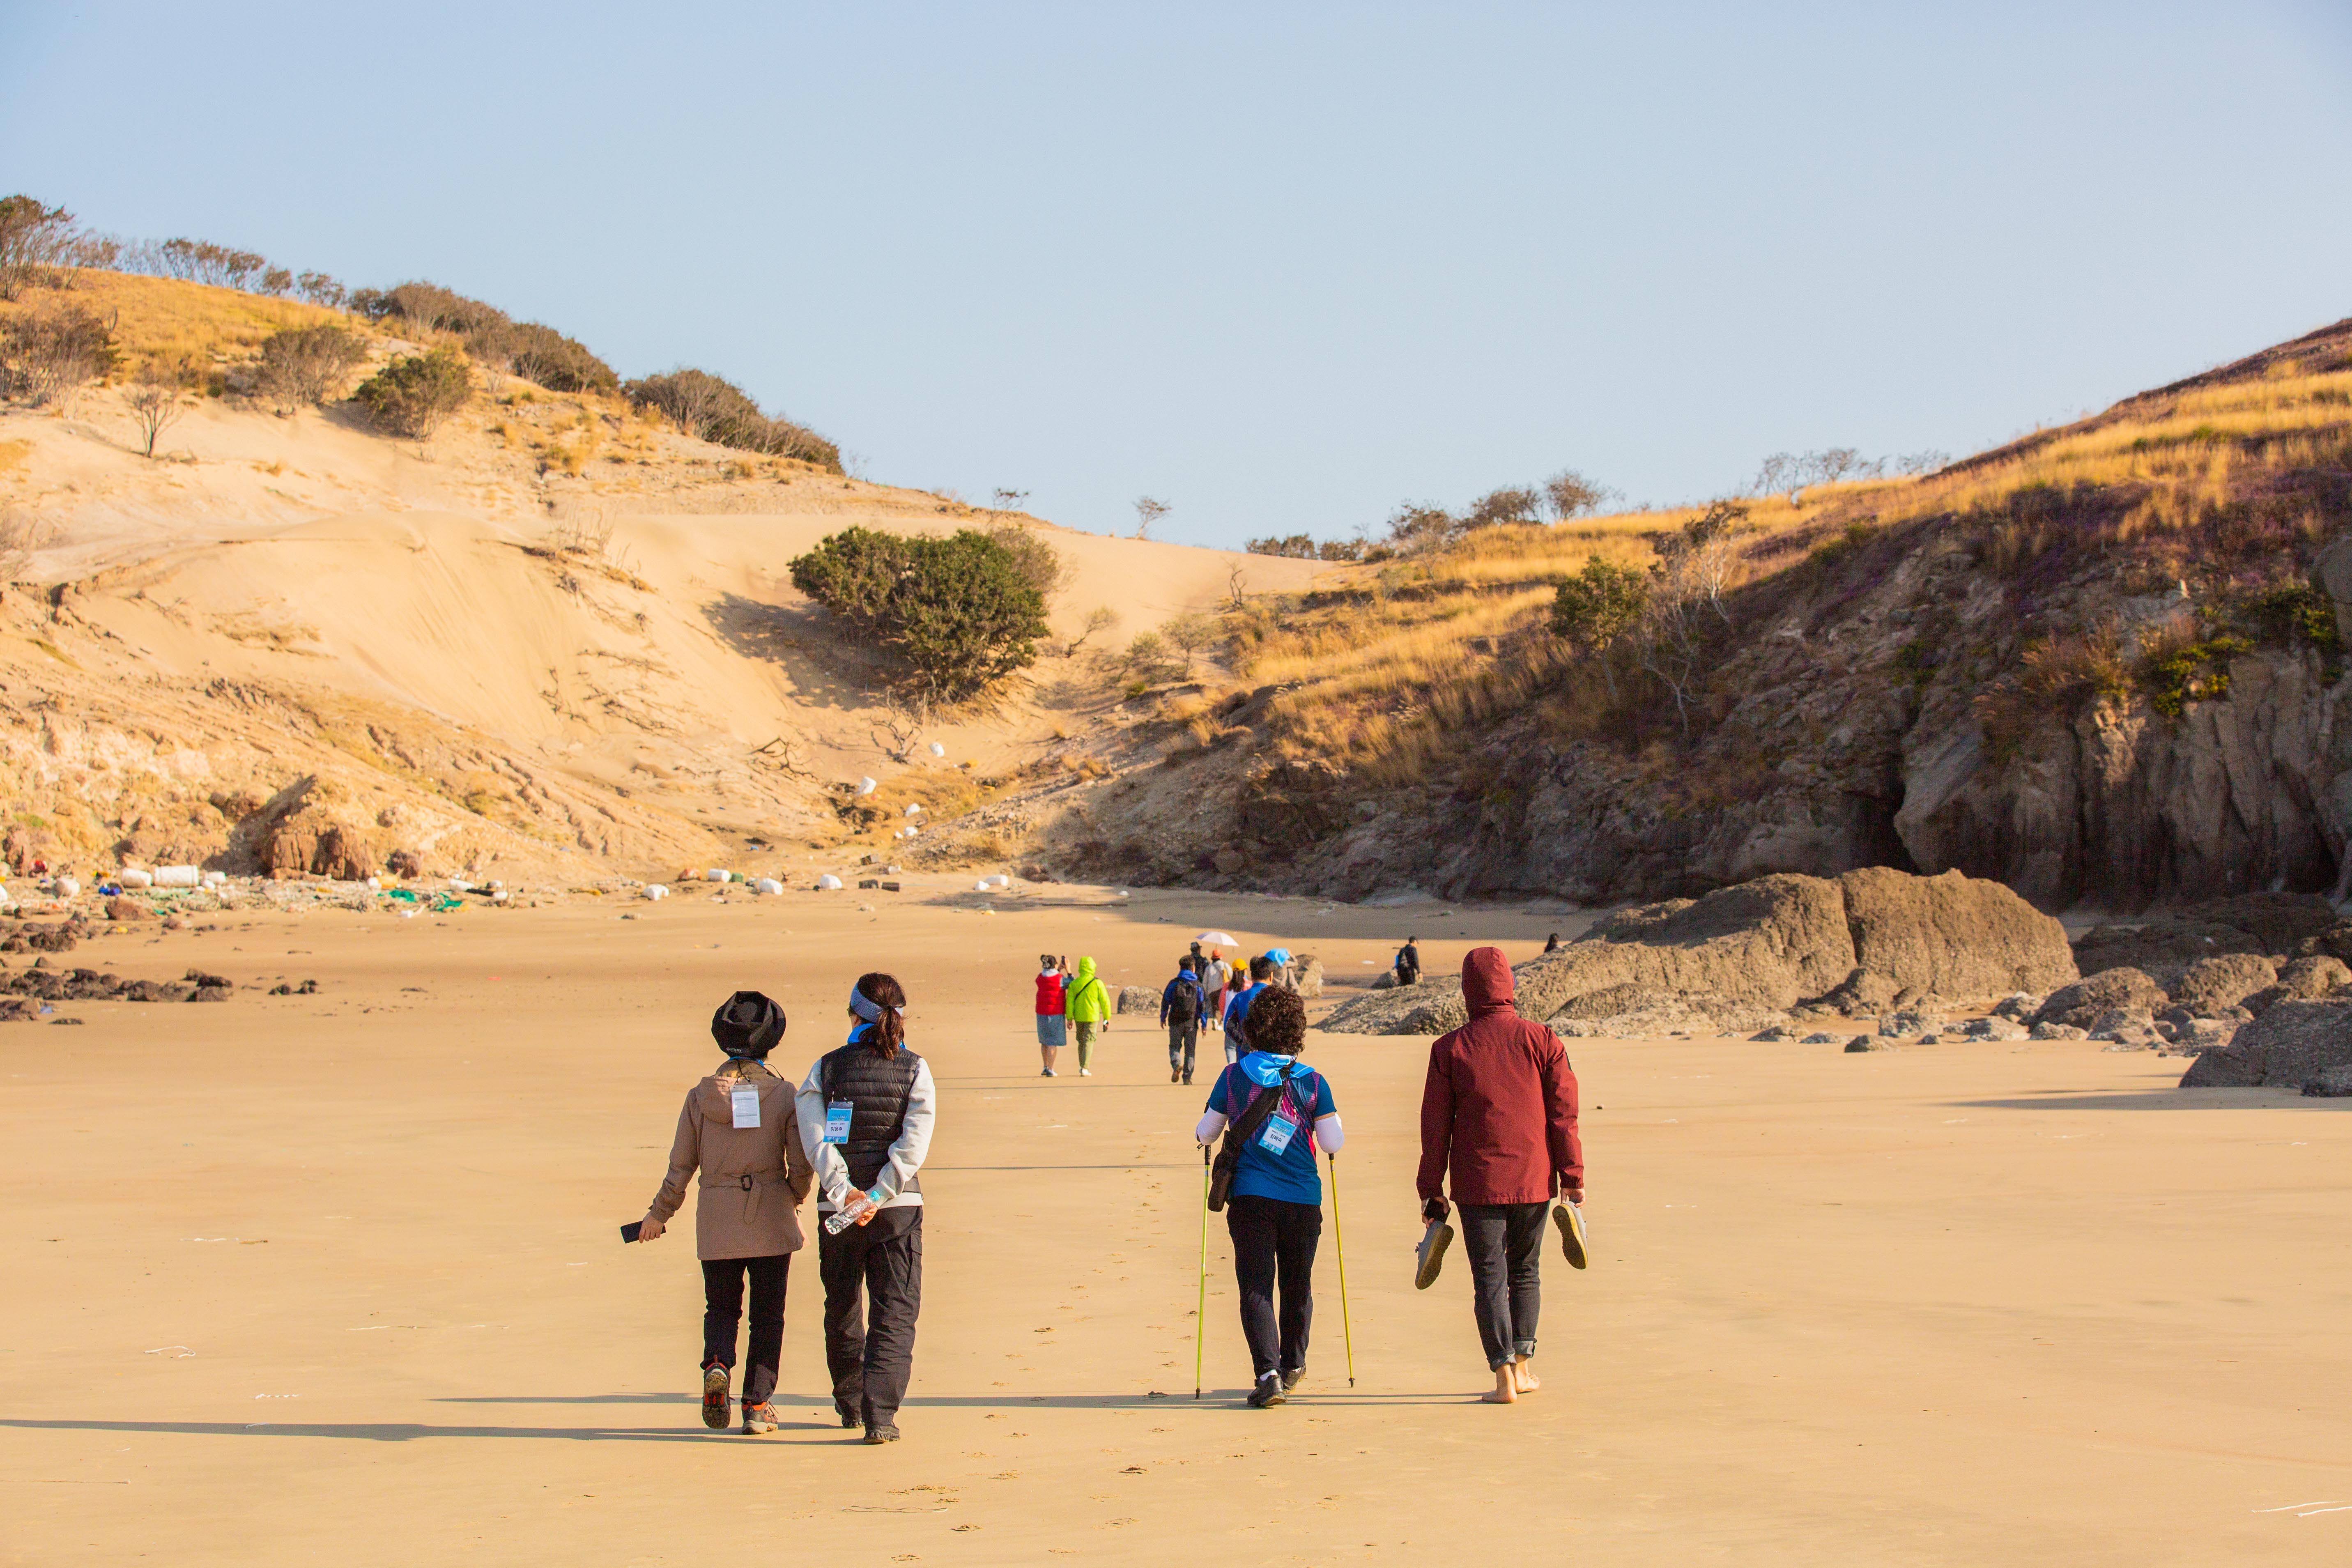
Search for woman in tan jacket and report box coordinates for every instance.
[639,990,814,1434]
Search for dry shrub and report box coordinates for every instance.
[1975,624,2129,755]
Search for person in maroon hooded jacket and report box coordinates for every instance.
[1416,946,1584,1404]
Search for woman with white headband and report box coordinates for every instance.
[793,972,935,1444]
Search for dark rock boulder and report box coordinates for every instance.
[2170,954,2278,1016]
[2030,968,2168,1030]
[2180,999,2352,1087]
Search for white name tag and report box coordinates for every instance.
[1258,1106,1299,1156]
[825,1101,854,1145]
[731,1087,761,1129]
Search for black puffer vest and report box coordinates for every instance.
[821,1039,923,1193]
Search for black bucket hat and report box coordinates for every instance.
[711,990,787,1058]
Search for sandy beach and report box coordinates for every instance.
[4,887,2347,1566]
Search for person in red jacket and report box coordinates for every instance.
[1416,946,1584,1404]
[1034,954,1071,1077]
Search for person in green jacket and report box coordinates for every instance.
[1064,955,1112,1077]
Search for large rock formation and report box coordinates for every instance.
[1321,867,2073,1036]
[2180,1000,2352,1088]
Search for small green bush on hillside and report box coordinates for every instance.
[790,526,1050,700]
[355,348,471,436]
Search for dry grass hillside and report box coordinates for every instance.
[1020,317,2352,909]
[0,271,1320,884]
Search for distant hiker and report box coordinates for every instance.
[1161,956,1209,1085]
[1035,954,1070,1077]
[1064,956,1112,1076]
[1416,947,1583,1405]
[1196,985,1341,1407]
[795,973,935,1444]
[1204,951,1232,1032]
[1396,937,1421,987]
[1264,947,1295,989]
[1221,954,1278,1062]
[637,990,813,1436]
[1543,933,1561,954]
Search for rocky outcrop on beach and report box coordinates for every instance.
[1319,866,2072,1036]
[2179,1000,2352,1089]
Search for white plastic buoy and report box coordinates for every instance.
[202,870,227,885]
[855,777,877,796]
[984,874,1010,888]
[492,890,511,904]
[756,877,784,896]
[904,803,923,816]
[928,742,945,757]
[117,868,154,889]
[55,877,80,898]
[448,878,474,892]
[366,876,382,890]
[706,868,731,883]
[816,874,844,891]
[973,880,991,892]
[645,884,669,900]
[885,865,901,875]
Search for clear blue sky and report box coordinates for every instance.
[6,2,2350,548]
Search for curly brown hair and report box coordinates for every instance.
[1244,983,1306,1056]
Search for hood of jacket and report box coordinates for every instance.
[1462,947,1517,1017]
[1075,956,1097,984]
[1239,1050,1312,1087]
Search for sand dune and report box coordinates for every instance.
[0,383,1322,879]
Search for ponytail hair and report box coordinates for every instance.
[852,972,906,1059]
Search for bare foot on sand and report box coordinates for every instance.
[1514,1360,1540,1393]
[1481,1364,1518,1403]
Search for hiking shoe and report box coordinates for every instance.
[1041,1068,1057,1077]
[1170,1067,1181,1083]
[1247,1374,1285,1409]
[1080,1068,1092,1076]
[742,1402,779,1435]
[836,1403,859,1429]
[1281,1366,1307,1392]
[701,1363,731,1429]
[1182,1074,1193,1086]
[1555,1201,1589,1270]
[863,1423,901,1444]
[1414,1219,1453,1290]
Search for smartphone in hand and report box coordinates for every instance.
[619,1221,644,1243]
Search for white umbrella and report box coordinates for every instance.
[1194,931,1237,947]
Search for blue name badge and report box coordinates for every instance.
[824,1101,853,1145]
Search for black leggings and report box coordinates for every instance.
[701,1254,789,1405]
[1226,1195,1322,1380]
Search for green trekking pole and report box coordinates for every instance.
[1195,1142,1212,1400]
[1327,1154,1356,1388]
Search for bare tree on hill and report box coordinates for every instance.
[1133,496,1169,540]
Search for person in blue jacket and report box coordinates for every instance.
[1220,954,1278,1062]
[1195,984,1341,1407]
[1159,957,1209,1085]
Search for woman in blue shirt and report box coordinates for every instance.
[1193,984,1341,1407]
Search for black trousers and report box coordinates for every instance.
[1167,1021,1198,1077]
[700,1254,789,1405]
[1460,1202,1547,1368]
[1226,1194,1321,1380]
[820,1205,923,1429]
